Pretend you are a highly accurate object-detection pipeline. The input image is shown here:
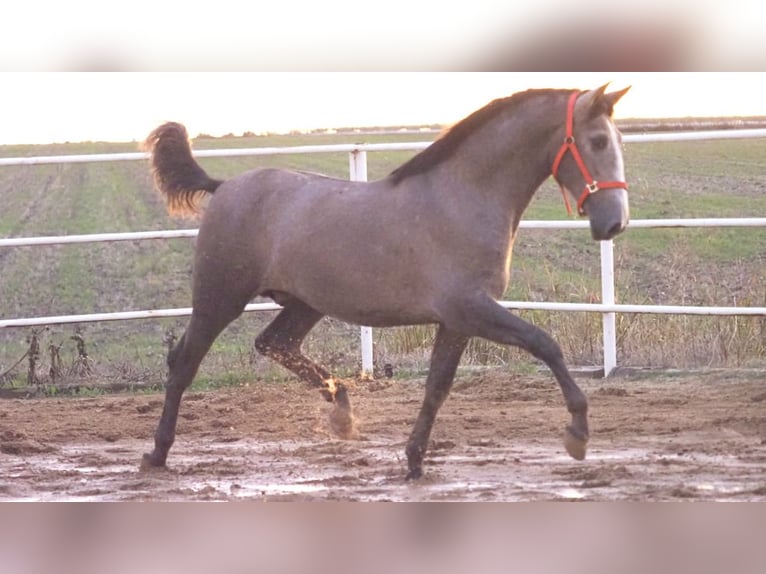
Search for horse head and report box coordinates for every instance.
[551,84,631,240]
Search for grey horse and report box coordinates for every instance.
[142,84,630,479]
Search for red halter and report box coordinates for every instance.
[551,91,628,216]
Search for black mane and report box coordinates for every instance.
[389,89,563,184]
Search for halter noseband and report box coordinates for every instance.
[551,91,628,216]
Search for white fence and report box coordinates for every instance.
[2,129,766,377]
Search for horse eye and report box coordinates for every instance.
[591,135,609,151]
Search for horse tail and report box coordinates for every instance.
[144,122,224,217]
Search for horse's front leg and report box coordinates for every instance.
[441,292,589,461]
[406,325,469,480]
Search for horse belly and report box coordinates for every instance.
[320,294,437,327]
[263,239,439,327]
[287,272,438,327]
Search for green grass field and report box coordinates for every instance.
[1,131,765,389]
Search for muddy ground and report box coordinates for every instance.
[1,369,764,501]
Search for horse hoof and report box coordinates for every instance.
[405,468,423,481]
[140,452,167,472]
[563,426,588,461]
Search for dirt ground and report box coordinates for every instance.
[1,369,764,501]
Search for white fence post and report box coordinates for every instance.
[600,240,617,376]
[348,150,375,377]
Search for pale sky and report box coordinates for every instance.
[1,73,763,146]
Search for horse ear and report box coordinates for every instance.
[603,86,631,111]
[581,84,630,118]
[577,84,609,117]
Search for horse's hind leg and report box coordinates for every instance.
[405,325,468,480]
[141,305,244,469]
[254,299,329,390]
[254,298,356,438]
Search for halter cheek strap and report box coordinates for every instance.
[551,91,628,216]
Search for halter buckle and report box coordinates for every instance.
[586,181,599,194]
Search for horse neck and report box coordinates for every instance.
[429,96,561,227]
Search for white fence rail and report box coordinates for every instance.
[2,129,766,377]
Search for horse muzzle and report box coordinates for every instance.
[582,187,629,241]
